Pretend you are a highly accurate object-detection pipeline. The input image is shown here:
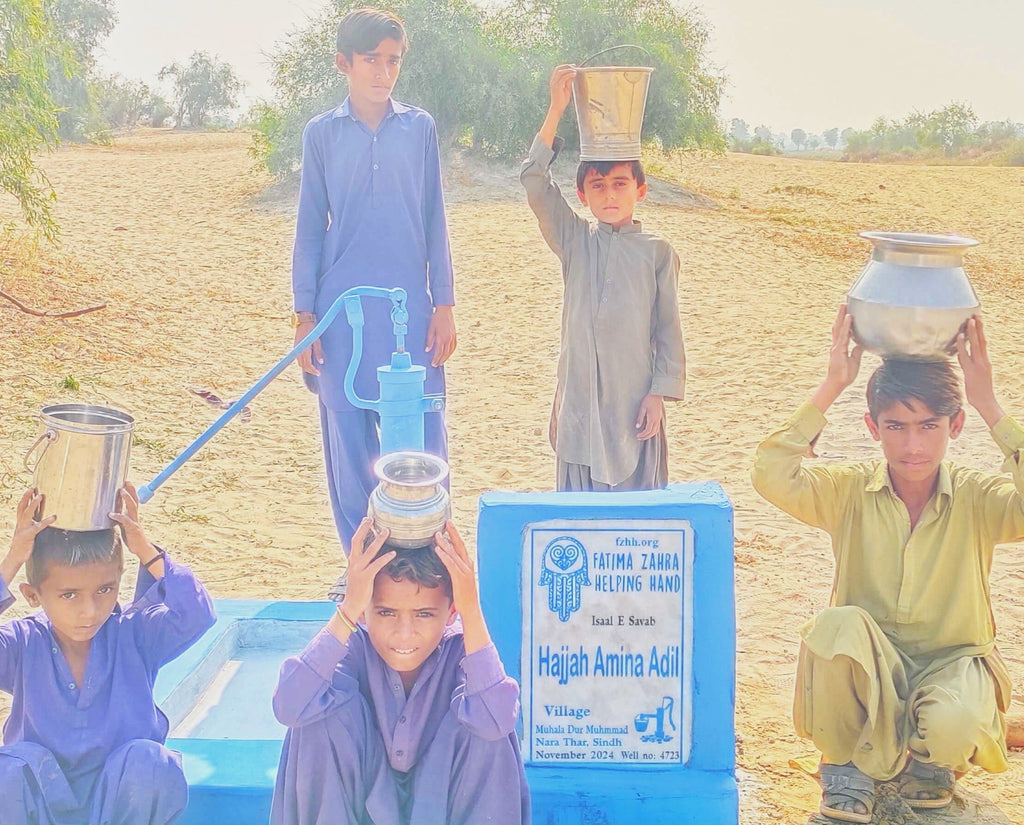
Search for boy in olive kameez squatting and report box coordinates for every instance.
[521,65,685,491]
[752,307,1024,823]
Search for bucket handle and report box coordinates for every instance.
[23,430,57,474]
[579,44,652,67]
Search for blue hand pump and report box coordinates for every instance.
[137,286,443,504]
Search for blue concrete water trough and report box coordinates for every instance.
[157,600,334,825]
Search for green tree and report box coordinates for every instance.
[729,118,748,143]
[160,52,243,128]
[1,0,69,239]
[46,0,117,141]
[790,127,806,151]
[823,127,838,149]
[252,0,726,176]
[484,0,726,155]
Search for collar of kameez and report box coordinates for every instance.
[597,220,642,235]
[865,460,953,502]
[333,97,411,121]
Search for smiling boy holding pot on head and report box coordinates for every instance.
[270,518,529,825]
[752,307,1024,822]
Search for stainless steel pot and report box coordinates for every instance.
[847,231,980,360]
[24,404,134,530]
[367,452,450,549]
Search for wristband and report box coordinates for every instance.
[142,549,166,570]
[291,311,316,328]
[336,604,357,633]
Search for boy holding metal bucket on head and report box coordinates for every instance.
[752,308,1024,822]
[521,65,686,492]
[0,483,216,824]
[270,517,529,825]
[291,7,456,591]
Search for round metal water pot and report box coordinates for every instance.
[847,231,980,360]
[367,452,450,549]
[24,404,134,530]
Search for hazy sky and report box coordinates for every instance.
[95,0,1024,134]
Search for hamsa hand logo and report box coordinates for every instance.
[539,536,590,622]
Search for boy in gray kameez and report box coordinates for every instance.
[521,65,686,491]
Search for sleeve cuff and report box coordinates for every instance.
[991,416,1024,455]
[788,402,827,443]
[430,287,455,306]
[461,643,508,694]
[651,376,685,401]
[0,576,14,613]
[300,628,352,681]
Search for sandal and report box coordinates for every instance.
[899,758,955,810]
[818,762,875,824]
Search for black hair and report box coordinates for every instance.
[336,7,409,58]
[866,358,963,422]
[576,159,646,192]
[27,528,123,587]
[374,544,453,601]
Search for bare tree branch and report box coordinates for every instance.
[0,288,106,319]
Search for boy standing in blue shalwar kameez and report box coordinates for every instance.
[0,484,216,825]
[291,8,457,579]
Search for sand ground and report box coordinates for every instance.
[1,130,1023,822]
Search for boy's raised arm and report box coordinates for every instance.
[0,489,54,605]
[956,316,1024,542]
[435,523,520,740]
[751,306,860,531]
[275,519,391,728]
[520,65,587,260]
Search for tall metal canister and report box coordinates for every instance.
[24,404,134,530]
[573,66,653,161]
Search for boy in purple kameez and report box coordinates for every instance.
[271,518,529,825]
[0,484,216,825]
[291,8,457,577]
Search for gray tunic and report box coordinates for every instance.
[521,135,686,486]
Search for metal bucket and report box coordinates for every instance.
[573,66,653,161]
[24,404,134,530]
[847,231,980,360]
[367,451,450,549]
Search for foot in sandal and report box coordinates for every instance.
[818,761,875,823]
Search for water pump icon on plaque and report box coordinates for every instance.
[523,520,694,766]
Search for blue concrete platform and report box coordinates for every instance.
[160,484,737,824]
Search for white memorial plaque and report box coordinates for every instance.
[522,519,694,766]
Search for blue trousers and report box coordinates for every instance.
[319,405,448,554]
[0,739,187,825]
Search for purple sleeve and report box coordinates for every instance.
[0,575,13,614]
[423,117,454,307]
[292,119,329,313]
[0,576,20,692]
[128,555,216,670]
[451,643,520,741]
[273,627,366,728]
